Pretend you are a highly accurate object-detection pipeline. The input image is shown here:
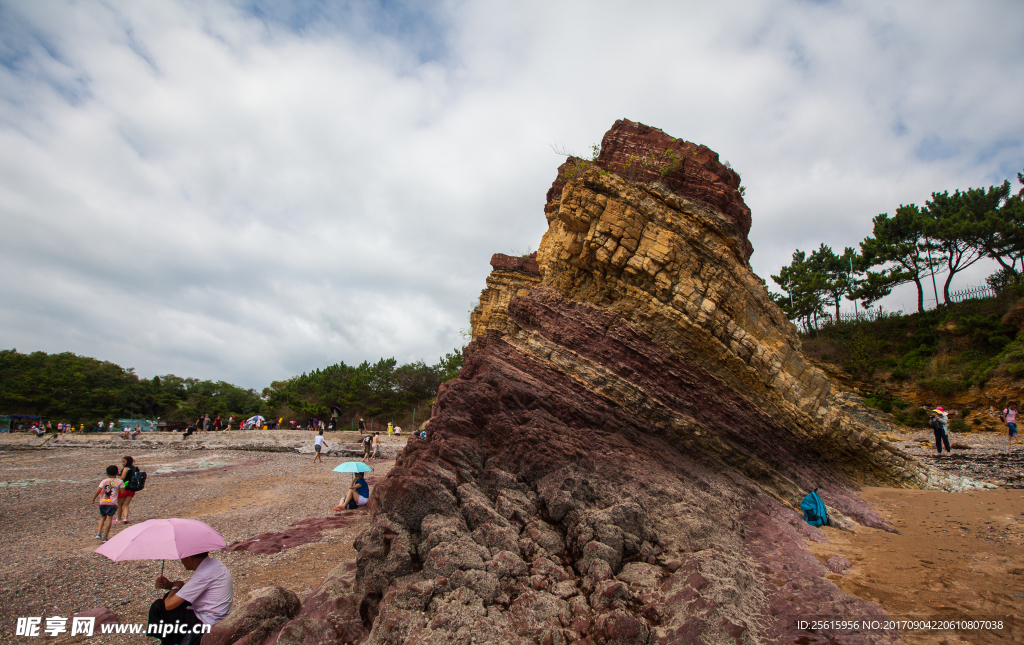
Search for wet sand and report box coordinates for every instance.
[809,487,1024,645]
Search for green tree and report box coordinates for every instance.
[860,204,937,313]
[808,244,860,321]
[924,187,999,304]
[772,250,826,331]
[965,181,1024,277]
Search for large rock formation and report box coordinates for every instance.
[248,120,965,645]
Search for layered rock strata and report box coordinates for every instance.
[254,121,960,645]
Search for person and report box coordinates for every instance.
[132,424,142,439]
[387,421,393,436]
[333,472,370,511]
[312,429,325,463]
[109,421,115,432]
[97,420,104,433]
[930,407,950,457]
[358,418,365,433]
[362,433,373,462]
[115,456,138,524]
[1001,403,1019,446]
[370,432,381,459]
[91,465,124,542]
[149,551,233,645]
[394,425,402,436]
[202,415,211,433]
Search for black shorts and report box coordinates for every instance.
[99,505,117,517]
[315,444,321,453]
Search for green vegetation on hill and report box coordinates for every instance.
[799,291,1024,426]
[0,348,463,428]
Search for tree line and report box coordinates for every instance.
[0,348,463,427]
[262,351,463,425]
[771,173,1024,331]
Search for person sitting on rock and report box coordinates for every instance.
[150,551,233,645]
[333,472,369,511]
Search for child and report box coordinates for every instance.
[312,429,325,463]
[91,465,124,542]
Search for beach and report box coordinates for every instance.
[0,429,1021,644]
[0,431,398,644]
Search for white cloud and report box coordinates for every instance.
[1,0,1022,387]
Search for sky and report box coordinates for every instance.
[2,0,1023,389]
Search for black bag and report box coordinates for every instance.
[126,468,147,492]
[930,417,944,433]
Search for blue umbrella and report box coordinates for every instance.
[333,462,373,473]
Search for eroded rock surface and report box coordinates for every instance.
[251,121,954,644]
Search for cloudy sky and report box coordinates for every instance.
[2,0,1022,388]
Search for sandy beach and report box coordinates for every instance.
[0,431,398,644]
[0,429,1021,644]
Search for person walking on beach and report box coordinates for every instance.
[930,407,950,457]
[362,433,373,462]
[371,432,381,459]
[358,418,365,433]
[1001,403,1019,446]
[312,429,325,463]
[114,456,139,524]
[333,472,370,510]
[91,465,124,542]
[150,551,233,645]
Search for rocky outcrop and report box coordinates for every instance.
[547,119,752,260]
[274,121,955,644]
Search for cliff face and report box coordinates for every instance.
[351,121,951,645]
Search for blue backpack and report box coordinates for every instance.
[800,490,828,527]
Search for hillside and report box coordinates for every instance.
[798,290,1024,432]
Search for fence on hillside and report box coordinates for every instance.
[836,308,892,323]
[804,283,1001,331]
[948,284,996,303]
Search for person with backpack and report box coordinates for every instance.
[999,403,1019,446]
[362,433,373,462]
[930,407,950,457]
[115,455,145,524]
[91,465,124,542]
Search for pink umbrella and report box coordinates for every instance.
[95,518,225,562]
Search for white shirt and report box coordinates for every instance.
[314,435,324,447]
[177,557,233,624]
